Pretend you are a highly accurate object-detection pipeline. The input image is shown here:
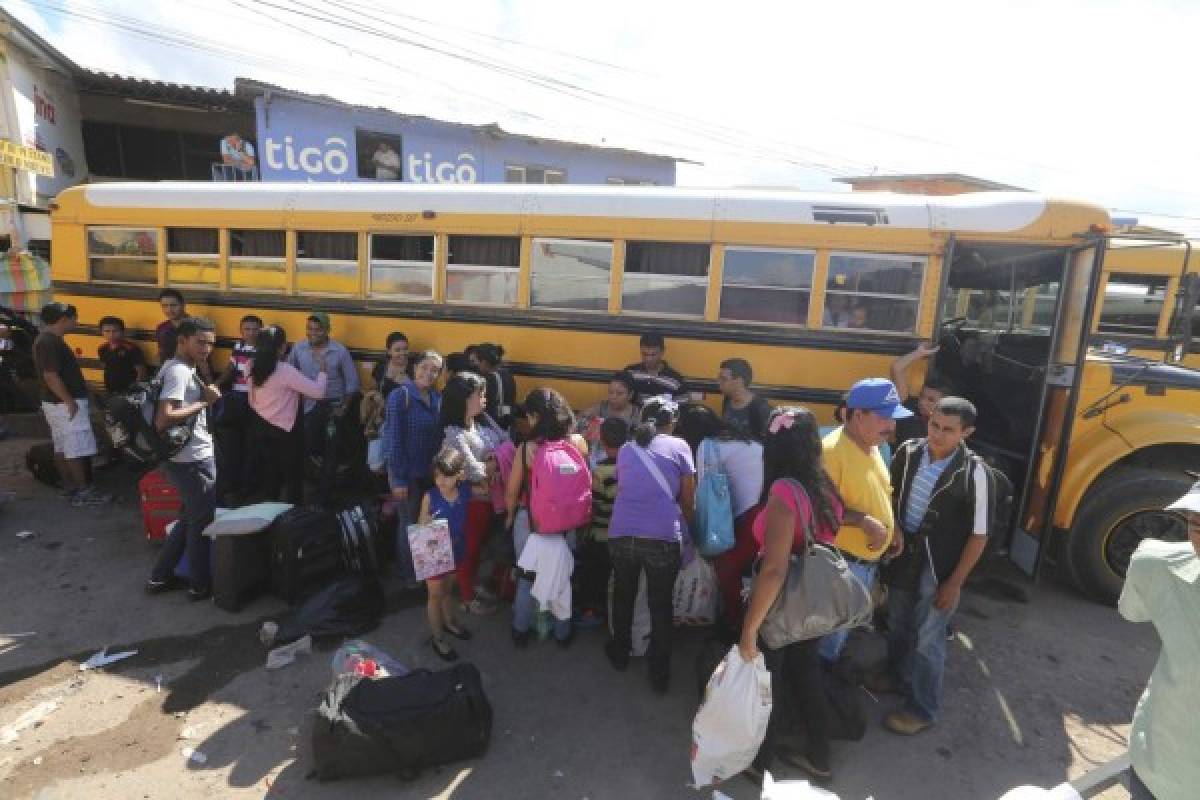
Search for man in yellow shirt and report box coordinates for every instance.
[819,377,911,664]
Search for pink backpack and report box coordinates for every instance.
[529,439,593,534]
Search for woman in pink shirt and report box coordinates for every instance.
[739,406,844,785]
[249,327,326,503]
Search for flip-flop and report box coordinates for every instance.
[429,636,459,662]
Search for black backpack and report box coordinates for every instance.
[103,376,196,466]
[311,663,493,782]
[970,454,1015,541]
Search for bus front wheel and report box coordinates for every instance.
[1066,467,1191,605]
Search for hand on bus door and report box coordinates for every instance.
[862,515,889,552]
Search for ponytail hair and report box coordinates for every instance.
[635,395,679,447]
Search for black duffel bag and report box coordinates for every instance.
[312,663,493,781]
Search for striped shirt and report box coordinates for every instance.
[902,446,954,535]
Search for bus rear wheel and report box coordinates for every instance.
[1067,467,1191,605]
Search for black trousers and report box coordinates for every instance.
[302,402,338,505]
[609,536,681,678]
[215,392,258,500]
[754,637,831,771]
[258,410,306,506]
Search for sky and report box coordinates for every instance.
[5,0,1200,233]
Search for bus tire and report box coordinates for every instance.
[1066,467,1192,605]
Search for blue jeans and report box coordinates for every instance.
[512,576,572,640]
[885,565,958,722]
[818,560,878,663]
[151,457,217,592]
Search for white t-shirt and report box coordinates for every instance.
[696,437,764,518]
[160,359,214,463]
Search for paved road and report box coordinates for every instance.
[0,435,1154,799]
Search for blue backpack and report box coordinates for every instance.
[694,439,735,557]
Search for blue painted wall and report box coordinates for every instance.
[253,95,675,185]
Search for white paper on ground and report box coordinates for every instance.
[265,635,312,670]
[79,648,138,671]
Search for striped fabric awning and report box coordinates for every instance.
[0,249,52,313]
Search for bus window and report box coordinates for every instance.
[88,227,158,284]
[530,238,612,312]
[446,235,520,306]
[719,246,813,326]
[823,252,923,332]
[166,228,219,286]
[622,241,708,317]
[230,230,286,291]
[369,234,434,299]
[297,231,358,295]
[1098,273,1168,336]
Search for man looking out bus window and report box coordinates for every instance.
[624,332,689,403]
[819,377,910,665]
[288,312,360,503]
[870,397,991,735]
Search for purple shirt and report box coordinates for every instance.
[608,434,695,542]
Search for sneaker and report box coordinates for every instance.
[187,587,212,603]
[430,636,459,662]
[71,487,112,507]
[883,709,933,736]
[144,576,185,595]
[462,597,497,616]
[780,750,833,782]
[604,640,629,672]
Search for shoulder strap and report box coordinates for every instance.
[630,442,674,500]
[701,438,722,476]
[780,478,817,550]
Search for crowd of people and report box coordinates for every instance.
[32,292,1003,786]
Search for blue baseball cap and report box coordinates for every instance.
[845,378,914,419]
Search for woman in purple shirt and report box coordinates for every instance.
[605,396,696,694]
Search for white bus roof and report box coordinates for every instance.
[70,182,1105,234]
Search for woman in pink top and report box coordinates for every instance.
[740,406,844,785]
[249,327,326,503]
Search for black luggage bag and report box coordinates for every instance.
[312,663,493,782]
[212,530,272,612]
[25,441,61,488]
[269,507,345,605]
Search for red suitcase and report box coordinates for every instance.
[139,469,181,542]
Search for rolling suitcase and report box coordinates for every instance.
[139,468,181,542]
[269,507,344,605]
[335,503,382,575]
[212,530,273,612]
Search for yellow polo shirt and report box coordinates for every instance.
[822,426,895,561]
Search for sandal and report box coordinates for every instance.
[429,636,459,662]
[444,623,472,641]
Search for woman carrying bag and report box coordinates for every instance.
[739,407,845,784]
[605,395,696,694]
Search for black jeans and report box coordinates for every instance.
[258,412,306,505]
[214,392,257,500]
[609,536,681,678]
[754,637,831,772]
[151,457,217,592]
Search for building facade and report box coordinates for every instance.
[241,80,676,186]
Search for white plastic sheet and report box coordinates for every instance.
[690,646,772,787]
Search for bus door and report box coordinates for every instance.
[933,239,1102,579]
[1007,241,1104,579]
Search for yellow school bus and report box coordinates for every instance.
[49,183,1200,603]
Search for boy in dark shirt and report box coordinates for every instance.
[574,417,629,627]
[97,316,146,396]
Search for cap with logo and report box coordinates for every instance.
[845,377,914,420]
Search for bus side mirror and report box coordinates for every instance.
[1168,273,1198,364]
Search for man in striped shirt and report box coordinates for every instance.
[873,396,991,735]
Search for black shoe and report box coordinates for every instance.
[604,641,629,672]
[144,577,185,595]
[187,587,212,603]
[555,629,575,650]
[511,628,530,649]
[430,636,459,662]
[444,623,472,641]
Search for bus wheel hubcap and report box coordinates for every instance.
[1105,511,1187,578]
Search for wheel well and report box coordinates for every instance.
[1112,444,1200,474]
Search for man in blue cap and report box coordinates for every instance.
[819,377,912,665]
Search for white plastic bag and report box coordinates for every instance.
[760,770,842,799]
[674,555,718,626]
[607,572,652,657]
[690,645,772,787]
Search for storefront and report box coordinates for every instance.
[240,80,677,186]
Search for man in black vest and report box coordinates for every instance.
[871,396,992,735]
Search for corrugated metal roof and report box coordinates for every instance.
[77,70,253,112]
